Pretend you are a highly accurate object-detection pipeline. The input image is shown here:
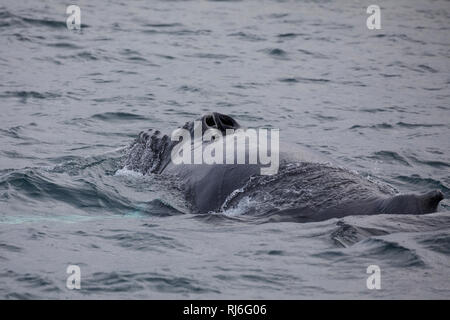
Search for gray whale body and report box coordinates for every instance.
[123,113,444,222]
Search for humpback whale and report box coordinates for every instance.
[123,113,444,222]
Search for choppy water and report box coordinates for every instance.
[0,0,449,299]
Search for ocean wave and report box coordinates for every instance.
[0,9,88,29]
[91,112,149,122]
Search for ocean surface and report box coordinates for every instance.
[0,0,449,299]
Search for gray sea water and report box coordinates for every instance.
[0,0,449,299]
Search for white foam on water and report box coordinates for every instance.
[220,196,256,217]
[114,167,144,178]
